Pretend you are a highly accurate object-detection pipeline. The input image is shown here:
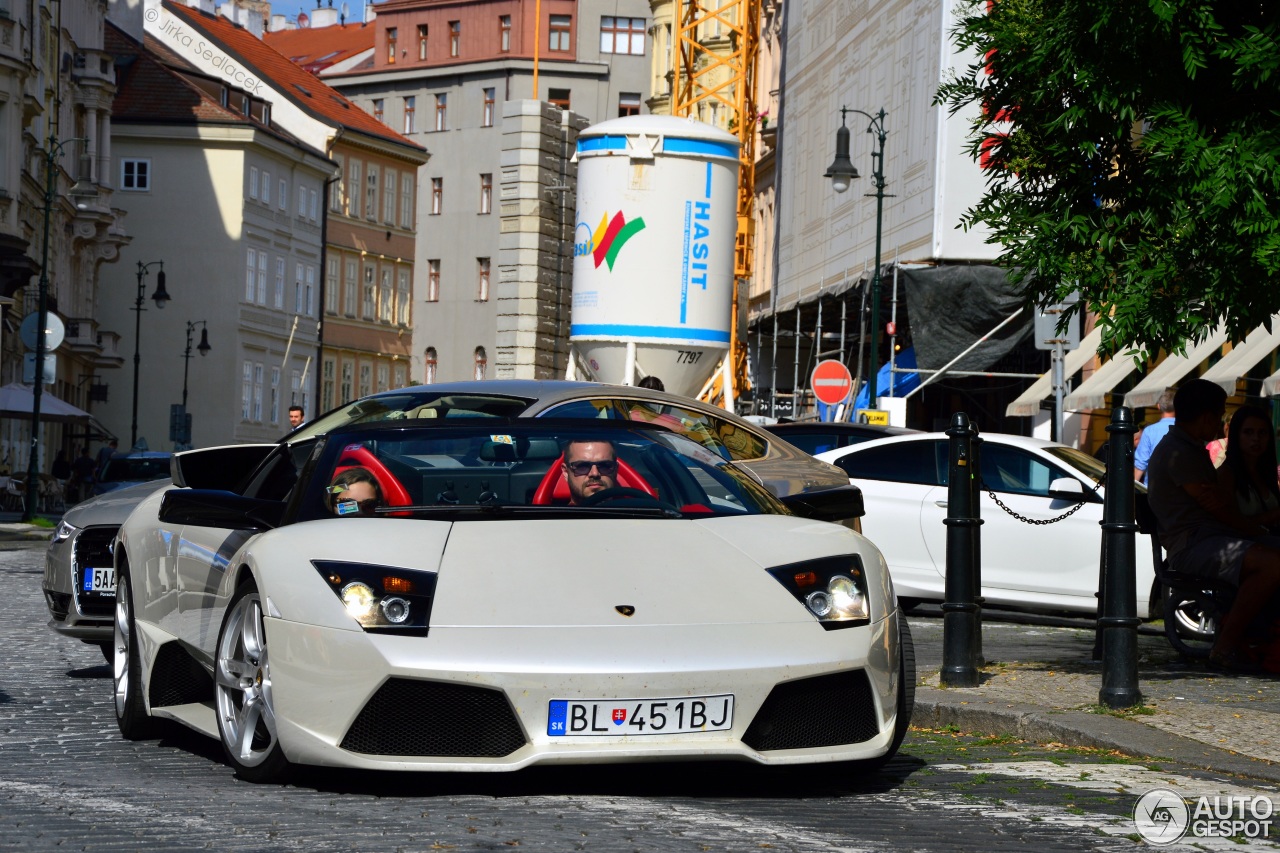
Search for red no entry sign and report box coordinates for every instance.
[811,359,853,406]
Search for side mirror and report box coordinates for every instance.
[1048,477,1096,502]
[159,489,285,530]
[779,484,865,522]
[172,444,277,490]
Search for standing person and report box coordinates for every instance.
[50,450,71,481]
[287,405,305,430]
[1134,388,1176,484]
[95,439,118,476]
[1217,406,1280,530]
[69,447,96,503]
[637,376,665,392]
[1147,380,1280,670]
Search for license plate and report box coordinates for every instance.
[83,567,115,594]
[547,695,733,737]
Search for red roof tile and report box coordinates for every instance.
[162,1,423,152]
[263,22,374,74]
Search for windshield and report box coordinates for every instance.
[100,456,171,483]
[290,392,536,444]
[297,421,789,522]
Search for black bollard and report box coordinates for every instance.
[969,426,985,665]
[1099,406,1142,709]
[942,412,981,687]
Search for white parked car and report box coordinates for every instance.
[113,419,910,780]
[815,433,1159,618]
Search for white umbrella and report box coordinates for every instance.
[0,382,95,423]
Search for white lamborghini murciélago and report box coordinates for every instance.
[112,418,912,781]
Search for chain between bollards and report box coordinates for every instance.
[1099,406,1142,709]
[941,412,983,687]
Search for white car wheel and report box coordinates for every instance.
[114,572,158,739]
[215,581,291,782]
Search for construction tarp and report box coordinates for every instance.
[900,265,1032,372]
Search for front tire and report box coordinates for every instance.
[114,571,159,739]
[215,580,292,783]
[837,616,916,777]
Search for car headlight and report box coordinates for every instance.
[52,519,79,544]
[312,560,438,635]
[766,555,871,630]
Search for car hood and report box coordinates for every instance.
[66,479,172,528]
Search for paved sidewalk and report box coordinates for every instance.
[909,610,1280,783]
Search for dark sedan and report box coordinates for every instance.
[764,421,920,457]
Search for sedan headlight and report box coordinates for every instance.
[311,560,438,635]
[52,519,79,545]
[766,555,871,630]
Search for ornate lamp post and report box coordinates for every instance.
[182,320,211,410]
[825,107,889,408]
[23,135,92,521]
[132,262,171,448]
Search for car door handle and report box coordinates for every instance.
[934,500,948,508]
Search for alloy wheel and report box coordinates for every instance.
[215,590,279,768]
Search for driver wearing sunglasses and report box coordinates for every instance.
[327,466,383,517]
[562,439,619,505]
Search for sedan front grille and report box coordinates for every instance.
[742,670,881,751]
[341,678,526,758]
[73,527,118,617]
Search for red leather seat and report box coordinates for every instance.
[531,454,657,505]
[333,444,413,509]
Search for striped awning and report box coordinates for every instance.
[1198,317,1280,396]
[1005,324,1105,417]
[1123,327,1230,408]
[1063,351,1143,410]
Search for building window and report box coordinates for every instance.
[249,166,259,199]
[479,173,492,214]
[366,164,379,219]
[549,15,572,52]
[384,168,397,223]
[306,265,316,315]
[279,178,287,209]
[261,170,271,205]
[348,159,361,215]
[601,17,646,55]
[474,346,487,381]
[394,364,407,389]
[425,347,438,384]
[434,93,447,131]
[276,256,286,308]
[400,174,414,228]
[449,20,460,56]
[359,363,372,398]
[483,87,495,127]
[309,189,318,220]
[242,361,252,419]
[297,184,306,216]
[386,27,397,63]
[403,97,416,134]
[270,367,281,425]
[477,257,490,301]
[499,15,510,51]
[257,251,268,304]
[397,269,411,324]
[245,249,256,301]
[326,257,339,314]
[380,268,392,321]
[295,261,304,312]
[331,154,344,211]
[619,92,641,117]
[341,359,353,404]
[344,259,358,315]
[427,259,440,302]
[377,363,389,393]
[372,99,384,122]
[417,24,428,60]
[322,358,335,412]
[121,158,150,191]
[253,363,264,421]
[548,88,571,110]
[363,264,376,318]
[431,177,442,214]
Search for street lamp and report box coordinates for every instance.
[132,261,171,448]
[23,135,92,521]
[181,320,211,410]
[826,106,889,408]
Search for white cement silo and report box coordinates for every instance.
[570,115,740,398]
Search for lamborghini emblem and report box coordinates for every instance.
[615,605,635,617]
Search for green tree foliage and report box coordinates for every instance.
[937,0,1280,359]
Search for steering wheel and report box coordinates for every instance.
[578,486,671,509]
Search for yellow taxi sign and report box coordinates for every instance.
[856,409,889,426]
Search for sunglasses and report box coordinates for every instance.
[566,459,618,477]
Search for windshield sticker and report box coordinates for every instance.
[490,434,514,445]
[335,499,361,516]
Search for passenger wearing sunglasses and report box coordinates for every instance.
[562,439,619,505]
[327,467,383,517]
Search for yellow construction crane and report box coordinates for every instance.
[671,0,759,410]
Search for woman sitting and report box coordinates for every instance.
[1217,406,1280,532]
[327,467,383,517]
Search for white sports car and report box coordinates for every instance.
[113,419,911,780]
[815,432,1159,618]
